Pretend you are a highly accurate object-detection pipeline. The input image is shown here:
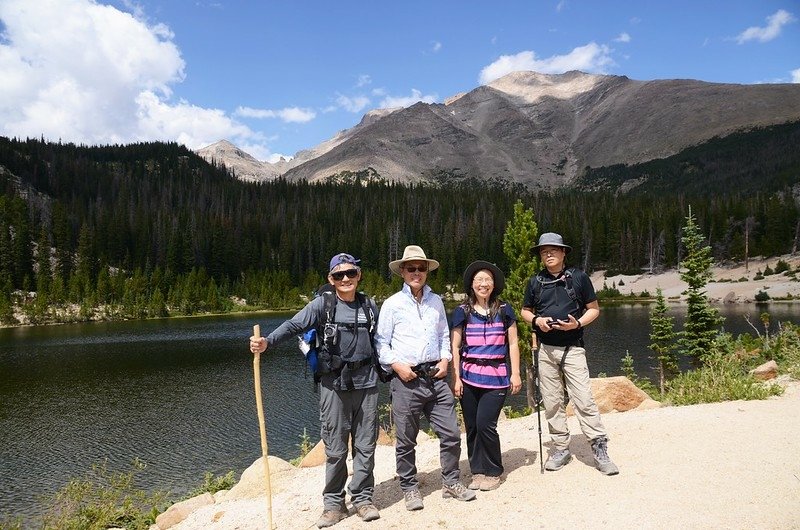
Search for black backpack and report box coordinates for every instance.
[528,267,583,313]
[314,291,390,386]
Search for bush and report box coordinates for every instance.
[186,470,236,498]
[289,428,314,466]
[754,290,771,302]
[620,352,658,398]
[664,335,783,405]
[40,459,170,530]
[502,405,532,419]
[774,260,790,274]
[763,265,775,276]
[771,322,800,379]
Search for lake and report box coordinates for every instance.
[1,303,798,523]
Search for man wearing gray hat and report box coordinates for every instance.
[375,245,476,512]
[521,233,619,476]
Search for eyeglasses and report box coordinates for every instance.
[403,265,428,273]
[330,268,359,281]
[473,277,494,285]
[540,249,562,256]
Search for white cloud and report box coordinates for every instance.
[432,41,442,52]
[615,32,631,43]
[356,74,371,87]
[736,9,796,44]
[478,42,615,84]
[792,68,800,83]
[0,0,268,152]
[234,106,316,123]
[378,89,438,109]
[335,94,371,113]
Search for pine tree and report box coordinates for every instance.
[649,288,677,394]
[678,208,723,364]
[502,199,539,409]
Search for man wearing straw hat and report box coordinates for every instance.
[521,232,619,476]
[375,245,476,512]
[250,253,381,527]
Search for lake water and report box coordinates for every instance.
[1,303,798,523]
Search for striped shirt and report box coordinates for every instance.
[451,303,516,389]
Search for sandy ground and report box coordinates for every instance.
[593,254,800,303]
[173,381,800,530]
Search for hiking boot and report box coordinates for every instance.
[355,504,380,522]
[442,481,477,501]
[404,489,424,511]
[468,473,485,490]
[480,475,502,491]
[544,449,572,471]
[316,507,347,528]
[591,436,619,475]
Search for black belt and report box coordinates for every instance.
[462,357,504,367]
[411,361,441,383]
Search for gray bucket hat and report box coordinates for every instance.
[531,232,572,254]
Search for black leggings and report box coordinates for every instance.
[460,382,508,476]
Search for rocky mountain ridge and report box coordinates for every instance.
[198,70,800,188]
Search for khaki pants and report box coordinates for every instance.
[537,343,606,450]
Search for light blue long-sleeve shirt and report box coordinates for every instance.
[375,283,451,371]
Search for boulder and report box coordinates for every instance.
[155,492,214,529]
[635,398,663,411]
[299,439,326,468]
[226,456,296,500]
[566,376,651,416]
[750,360,778,381]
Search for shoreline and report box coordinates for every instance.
[3,254,798,329]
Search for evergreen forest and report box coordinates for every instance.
[0,122,799,325]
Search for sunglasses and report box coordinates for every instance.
[403,265,428,273]
[330,268,359,281]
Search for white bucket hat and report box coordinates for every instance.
[389,245,440,276]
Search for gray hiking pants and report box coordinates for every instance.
[390,376,462,491]
[319,380,379,510]
[538,343,607,450]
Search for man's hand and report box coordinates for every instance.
[250,336,267,354]
[392,363,417,383]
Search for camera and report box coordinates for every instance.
[322,323,338,346]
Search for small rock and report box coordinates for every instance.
[750,360,778,381]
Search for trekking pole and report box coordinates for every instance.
[252,324,274,528]
[532,335,544,474]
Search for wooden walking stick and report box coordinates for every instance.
[252,324,274,528]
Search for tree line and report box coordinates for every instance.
[0,131,798,324]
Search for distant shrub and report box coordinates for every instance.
[618,279,626,286]
[764,265,775,276]
[774,260,790,274]
[754,290,771,302]
[664,335,783,406]
[502,405,532,419]
[754,274,764,281]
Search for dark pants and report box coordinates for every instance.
[460,383,508,477]
[319,381,379,510]
[390,376,462,491]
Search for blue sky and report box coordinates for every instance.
[1,1,798,162]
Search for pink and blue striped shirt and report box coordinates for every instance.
[452,303,516,389]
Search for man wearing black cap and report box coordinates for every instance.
[250,253,381,527]
[521,233,619,476]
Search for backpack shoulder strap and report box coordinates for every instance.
[356,292,375,334]
[563,268,582,307]
[317,291,337,330]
